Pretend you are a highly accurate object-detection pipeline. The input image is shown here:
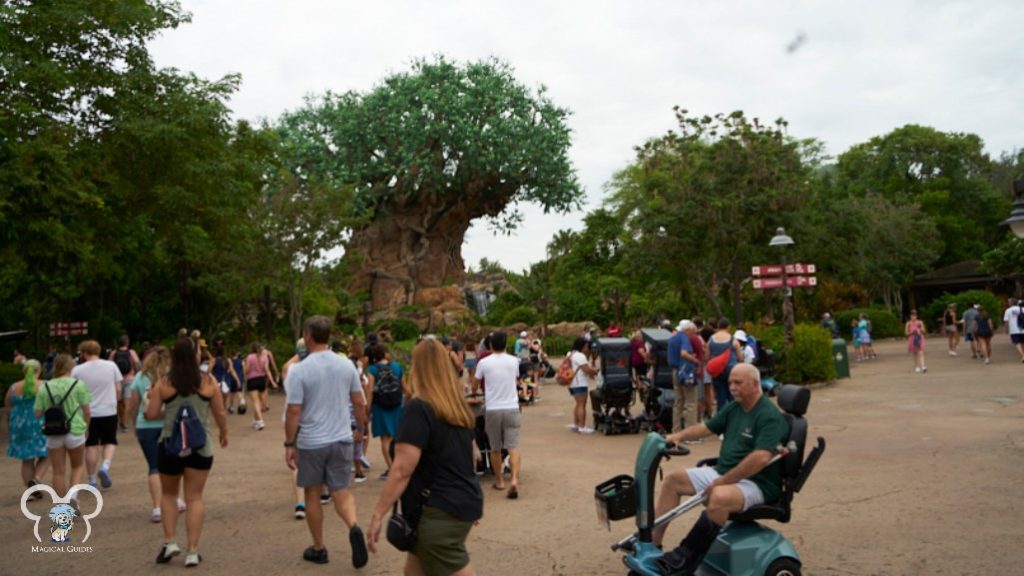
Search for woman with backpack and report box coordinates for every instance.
[706,318,743,413]
[366,343,407,479]
[974,306,995,365]
[33,354,92,498]
[146,338,229,567]
[128,346,186,523]
[6,359,50,497]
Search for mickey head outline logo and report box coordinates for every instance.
[21,483,103,543]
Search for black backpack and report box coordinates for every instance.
[1018,305,1024,331]
[42,380,80,436]
[162,400,207,457]
[113,349,133,376]
[373,364,403,409]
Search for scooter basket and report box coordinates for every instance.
[594,474,636,521]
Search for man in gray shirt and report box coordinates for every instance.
[962,304,980,359]
[285,315,369,567]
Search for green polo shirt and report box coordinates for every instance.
[705,394,789,504]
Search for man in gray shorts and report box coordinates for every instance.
[653,364,788,575]
[473,331,524,499]
[285,315,369,567]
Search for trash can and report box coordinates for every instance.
[832,338,850,379]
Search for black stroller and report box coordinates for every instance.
[637,328,675,433]
[589,337,640,435]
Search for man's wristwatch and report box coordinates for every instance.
[283,440,296,448]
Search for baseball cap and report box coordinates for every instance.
[734,329,748,343]
[676,320,687,331]
[661,319,673,329]
[973,304,980,309]
[520,331,528,338]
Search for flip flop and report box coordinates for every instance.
[507,487,519,500]
[492,483,506,491]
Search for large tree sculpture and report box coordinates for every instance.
[287,57,581,311]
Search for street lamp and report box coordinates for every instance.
[1003,178,1024,239]
[770,227,795,346]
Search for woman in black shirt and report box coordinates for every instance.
[368,339,483,575]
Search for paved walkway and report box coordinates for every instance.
[1,335,1022,574]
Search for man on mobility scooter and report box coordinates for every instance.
[654,363,786,575]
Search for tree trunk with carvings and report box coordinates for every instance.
[347,189,507,312]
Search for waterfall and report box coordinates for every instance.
[466,290,494,316]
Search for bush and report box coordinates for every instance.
[748,323,836,384]
[502,305,539,326]
[541,334,574,358]
[834,308,902,340]
[389,318,421,342]
[0,363,25,400]
[484,292,523,324]
[920,290,1005,332]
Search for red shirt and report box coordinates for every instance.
[688,334,705,378]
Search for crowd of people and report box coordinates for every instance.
[4,297,1022,573]
[906,298,1024,373]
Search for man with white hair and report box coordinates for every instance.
[668,320,698,433]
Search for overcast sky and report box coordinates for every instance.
[149,0,1023,273]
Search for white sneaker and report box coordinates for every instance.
[177,498,187,512]
[253,420,265,430]
[915,367,922,373]
[358,454,372,469]
[578,426,595,434]
[151,507,161,524]
[565,424,578,431]
[984,358,990,365]
[184,551,201,567]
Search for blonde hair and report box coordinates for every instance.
[408,339,474,429]
[53,354,76,378]
[141,346,170,382]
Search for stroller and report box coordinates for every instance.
[637,328,675,433]
[590,337,640,435]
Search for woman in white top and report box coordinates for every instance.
[567,337,599,434]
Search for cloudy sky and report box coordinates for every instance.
[149,0,1023,272]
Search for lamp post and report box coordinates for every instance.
[1003,178,1024,239]
[770,227,795,346]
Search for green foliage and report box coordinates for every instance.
[290,55,581,233]
[747,323,835,383]
[834,308,902,340]
[502,306,539,326]
[0,364,25,400]
[388,319,421,342]
[920,290,1006,332]
[606,109,816,322]
[834,125,1008,267]
[810,282,869,318]
[541,334,574,358]
[484,292,524,325]
[777,324,838,384]
[981,235,1024,277]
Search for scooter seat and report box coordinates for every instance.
[729,502,789,523]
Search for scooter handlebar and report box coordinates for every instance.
[662,443,691,457]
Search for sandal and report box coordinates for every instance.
[507,487,519,500]
[492,483,506,491]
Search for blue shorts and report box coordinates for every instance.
[569,386,588,397]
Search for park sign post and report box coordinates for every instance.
[50,322,88,337]
[751,263,817,291]
[752,276,818,289]
[751,263,816,276]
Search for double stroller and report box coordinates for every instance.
[589,337,641,435]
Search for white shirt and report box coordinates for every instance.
[474,352,520,411]
[569,351,590,389]
[72,359,121,417]
[1004,305,1023,335]
[742,345,756,364]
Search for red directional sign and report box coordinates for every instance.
[753,276,818,289]
[751,263,816,276]
[50,321,88,337]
